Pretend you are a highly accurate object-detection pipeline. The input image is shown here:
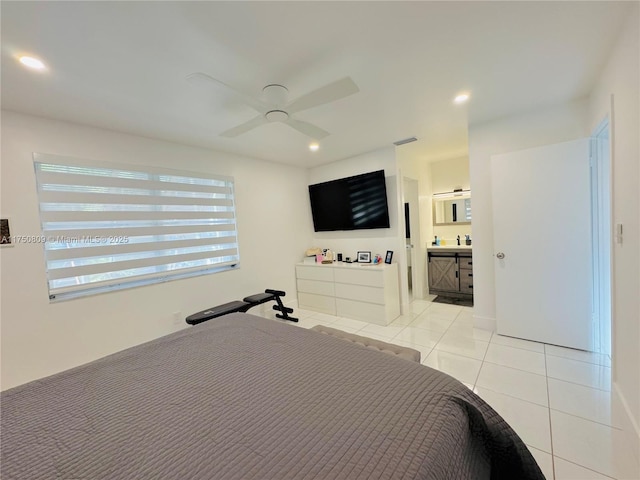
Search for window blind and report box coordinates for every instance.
[34,153,240,301]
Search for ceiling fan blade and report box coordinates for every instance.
[287,77,359,114]
[285,118,330,139]
[186,72,268,113]
[220,115,268,137]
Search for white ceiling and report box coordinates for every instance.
[1,1,631,167]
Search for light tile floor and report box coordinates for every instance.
[260,298,639,480]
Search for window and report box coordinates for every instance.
[34,153,240,301]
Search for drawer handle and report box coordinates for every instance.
[468,273,473,277]
[468,285,473,289]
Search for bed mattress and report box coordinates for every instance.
[1,313,544,479]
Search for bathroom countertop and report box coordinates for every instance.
[427,245,472,253]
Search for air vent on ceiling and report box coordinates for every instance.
[393,137,417,146]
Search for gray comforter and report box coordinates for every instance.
[1,313,544,479]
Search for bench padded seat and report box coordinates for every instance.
[310,325,421,363]
[242,293,274,304]
[185,300,249,325]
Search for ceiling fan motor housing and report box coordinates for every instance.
[262,84,289,107]
[265,110,289,122]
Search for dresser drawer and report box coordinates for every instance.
[298,292,336,315]
[295,265,334,282]
[335,298,386,325]
[297,278,335,296]
[460,273,474,292]
[334,282,384,305]
[334,267,384,287]
[459,256,473,269]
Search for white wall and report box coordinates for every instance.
[468,99,589,329]
[308,147,407,308]
[0,111,313,390]
[588,5,640,446]
[431,156,470,193]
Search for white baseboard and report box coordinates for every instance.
[613,382,640,465]
[473,315,496,332]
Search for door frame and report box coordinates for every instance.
[402,177,423,301]
[590,116,612,355]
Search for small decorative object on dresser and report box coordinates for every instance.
[357,251,371,263]
[385,250,393,264]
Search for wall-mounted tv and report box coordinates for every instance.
[309,170,391,232]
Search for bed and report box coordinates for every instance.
[1,313,544,479]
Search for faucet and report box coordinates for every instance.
[457,235,461,246]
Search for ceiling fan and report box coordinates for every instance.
[187,73,359,139]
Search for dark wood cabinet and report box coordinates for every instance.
[427,250,473,299]
[428,256,459,292]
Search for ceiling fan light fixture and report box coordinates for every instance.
[309,142,320,152]
[265,110,289,122]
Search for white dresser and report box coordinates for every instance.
[295,262,400,325]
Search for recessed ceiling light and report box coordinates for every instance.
[309,142,319,152]
[19,56,46,71]
[453,93,470,104]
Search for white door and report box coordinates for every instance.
[491,139,593,350]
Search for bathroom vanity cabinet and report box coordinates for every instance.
[427,247,473,299]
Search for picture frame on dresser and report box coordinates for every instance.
[385,250,393,264]
[357,251,371,263]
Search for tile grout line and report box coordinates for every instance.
[471,318,492,390]
[472,384,549,410]
[544,344,556,480]
[547,406,626,432]
[552,455,617,480]
[481,359,547,377]
[431,307,471,363]
[544,372,613,393]
[545,351,611,367]
[398,304,462,361]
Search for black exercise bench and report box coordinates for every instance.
[185,289,298,325]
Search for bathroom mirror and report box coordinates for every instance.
[433,197,471,225]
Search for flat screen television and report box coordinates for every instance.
[308,170,390,232]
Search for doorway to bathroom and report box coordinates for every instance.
[403,178,421,301]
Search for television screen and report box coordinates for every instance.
[308,170,390,232]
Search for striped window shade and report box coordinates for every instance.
[34,153,240,301]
